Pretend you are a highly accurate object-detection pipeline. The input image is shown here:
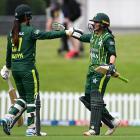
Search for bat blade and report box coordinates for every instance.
[16,116,24,127]
[9,89,17,104]
[95,65,110,75]
[8,79,24,127]
[95,66,129,83]
[95,65,119,76]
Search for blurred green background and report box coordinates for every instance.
[0,0,50,15]
[0,33,140,93]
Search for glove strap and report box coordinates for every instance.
[72,28,83,39]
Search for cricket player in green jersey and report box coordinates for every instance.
[0,4,72,136]
[68,13,120,136]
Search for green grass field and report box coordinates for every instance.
[0,33,140,93]
[0,126,140,140]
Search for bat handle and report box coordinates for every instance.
[118,75,129,83]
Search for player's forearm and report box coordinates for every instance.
[6,56,11,69]
[109,55,116,64]
[37,30,66,40]
[79,34,91,43]
[6,46,12,69]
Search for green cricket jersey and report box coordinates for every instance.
[6,23,66,71]
[79,30,116,68]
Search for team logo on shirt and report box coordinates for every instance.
[19,32,24,35]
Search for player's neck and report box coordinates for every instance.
[95,30,103,35]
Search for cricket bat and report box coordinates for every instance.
[95,65,129,83]
[7,79,24,127]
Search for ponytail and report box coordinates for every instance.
[12,20,20,47]
[12,16,30,47]
[107,27,114,37]
[25,18,30,26]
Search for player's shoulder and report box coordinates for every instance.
[22,25,38,37]
[103,32,115,46]
[24,25,34,32]
[27,25,41,35]
[102,31,114,42]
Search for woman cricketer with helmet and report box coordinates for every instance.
[69,13,120,136]
[0,4,72,136]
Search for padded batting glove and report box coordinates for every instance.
[0,65,10,80]
[66,27,83,39]
[65,27,74,36]
[107,63,116,76]
[72,28,83,39]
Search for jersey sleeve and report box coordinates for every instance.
[104,37,116,57]
[79,33,91,43]
[31,28,66,40]
[6,34,12,69]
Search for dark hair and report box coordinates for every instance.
[12,20,20,47]
[12,17,30,47]
[106,27,114,37]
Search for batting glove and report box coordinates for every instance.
[72,28,83,39]
[0,65,10,80]
[65,27,74,36]
[107,64,116,76]
[66,27,83,38]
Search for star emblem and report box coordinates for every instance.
[93,78,98,84]
[98,40,103,47]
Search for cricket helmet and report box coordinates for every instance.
[15,4,32,20]
[90,13,110,27]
